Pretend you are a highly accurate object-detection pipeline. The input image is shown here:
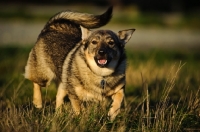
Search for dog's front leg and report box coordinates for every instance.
[56,83,67,109]
[108,88,124,121]
[33,83,42,108]
[68,95,81,115]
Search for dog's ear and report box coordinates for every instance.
[80,26,91,40]
[118,29,135,46]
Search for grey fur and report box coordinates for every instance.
[24,7,135,121]
[57,29,135,121]
[25,7,113,86]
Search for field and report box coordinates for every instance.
[0,4,200,131]
[0,46,199,131]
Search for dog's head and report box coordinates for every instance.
[82,28,135,76]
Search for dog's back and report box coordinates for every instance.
[25,7,113,87]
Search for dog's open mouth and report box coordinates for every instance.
[95,56,111,67]
[98,59,107,65]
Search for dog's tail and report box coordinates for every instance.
[45,6,112,29]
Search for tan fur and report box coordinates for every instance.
[25,7,112,109]
[24,7,135,121]
[25,39,55,85]
[33,83,42,108]
[85,48,118,76]
[108,88,124,121]
[57,29,135,121]
[56,83,68,109]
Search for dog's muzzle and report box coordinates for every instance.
[94,49,111,67]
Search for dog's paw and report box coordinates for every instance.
[108,108,120,121]
[33,101,42,108]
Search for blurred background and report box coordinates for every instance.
[0,1,200,130]
[0,0,200,49]
[0,0,200,93]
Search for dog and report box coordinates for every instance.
[24,6,135,121]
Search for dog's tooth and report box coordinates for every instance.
[98,59,107,65]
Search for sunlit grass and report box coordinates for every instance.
[0,46,199,131]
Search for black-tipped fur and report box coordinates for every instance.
[25,7,113,86]
[45,6,112,29]
[24,7,135,121]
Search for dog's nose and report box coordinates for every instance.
[98,49,106,56]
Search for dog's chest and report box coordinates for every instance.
[75,78,112,101]
[69,49,125,101]
[74,75,124,102]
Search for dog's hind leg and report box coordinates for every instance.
[33,83,42,108]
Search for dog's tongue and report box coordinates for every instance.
[98,59,107,65]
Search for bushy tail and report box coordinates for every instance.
[46,6,113,29]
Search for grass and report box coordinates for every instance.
[0,46,200,131]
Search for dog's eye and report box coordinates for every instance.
[108,41,114,45]
[91,40,98,45]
